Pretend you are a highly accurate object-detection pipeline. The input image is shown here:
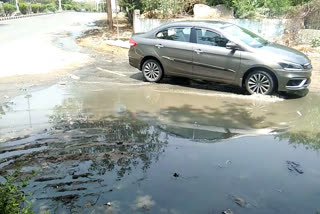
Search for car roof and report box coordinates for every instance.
[160,20,234,30]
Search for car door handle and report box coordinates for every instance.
[194,49,203,54]
[155,44,164,48]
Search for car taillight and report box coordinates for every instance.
[129,38,137,47]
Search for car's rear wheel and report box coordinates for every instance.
[245,71,275,95]
[142,59,163,82]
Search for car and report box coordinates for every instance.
[128,21,312,95]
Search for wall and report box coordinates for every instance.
[296,29,320,44]
[133,10,291,40]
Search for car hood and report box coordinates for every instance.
[255,43,310,65]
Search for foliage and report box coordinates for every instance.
[232,0,263,18]
[0,170,34,214]
[62,4,72,10]
[118,0,143,23]
[205,0,311,18]
[39,4,46,12]
[45,3,57,12]
[19,3,29,15]
[265,0,293,16]
[311,37,320,47]
[206,0,233,7]
[31,4,40,13]
[3,3,16,16]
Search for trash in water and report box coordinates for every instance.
[222,209,233,214]
[287,161,304,174]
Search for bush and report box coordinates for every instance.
[45,3,57,12]
[3,3,16,16]
[62,4,73,10]
[232,0,262,18]
[31,4,40,13]
[0,170,33,214]
[265,0,292,16]
[311,37,320,47]
[72,4,81,12]
[19,3,29,15]
[39,5,46,13]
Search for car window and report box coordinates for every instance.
[223,25,268,48]
[196,29,228,47]
[156,27,191,42]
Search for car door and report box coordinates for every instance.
[192,28,241,82]
[153,27,194,76]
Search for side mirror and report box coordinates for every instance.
[226,41,240,50]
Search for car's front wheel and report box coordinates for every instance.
[142,59,163,82]
[245,71,275,95]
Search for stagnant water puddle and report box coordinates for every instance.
[1,82,320,213]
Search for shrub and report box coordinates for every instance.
[45,3,57,12]
[19,3,29,15]
[3,3,16,16]
[311,37,320,47]
[72,4,81,12]
[0,170,33,214]
[265,0,292,16]
[39,5,46,13]
[31,4,40,13]
[62,4,73,10]
[232,0,262,18]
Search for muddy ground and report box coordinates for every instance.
[1,16,320,214]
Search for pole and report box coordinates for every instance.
[58,0,62,11]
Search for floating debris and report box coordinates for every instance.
[222,209,233,214]
[287,161,304,174]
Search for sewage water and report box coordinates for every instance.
[1,81,320,214]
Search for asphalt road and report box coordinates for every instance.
[0,12,105,77]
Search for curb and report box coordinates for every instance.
[0,12,62,22]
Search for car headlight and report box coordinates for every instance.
[279,62,303,70]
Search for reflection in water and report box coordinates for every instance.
[1,84,320,213]
[48,99,169,179]
[276,95,320,150]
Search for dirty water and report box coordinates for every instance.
[1,19,320,214]
[1,80,320,213]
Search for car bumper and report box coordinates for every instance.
[275,69,312,92]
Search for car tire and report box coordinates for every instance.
[245,71,275,95]
[142,59,163,83]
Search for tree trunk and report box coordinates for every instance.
[106,0,113,30]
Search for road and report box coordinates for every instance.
[1,12,320,214]
[0,12,105,77]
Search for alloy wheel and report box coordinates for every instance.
[247,73,271,95]
[143,61,161,82]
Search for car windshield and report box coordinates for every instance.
[223,25,268,48]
